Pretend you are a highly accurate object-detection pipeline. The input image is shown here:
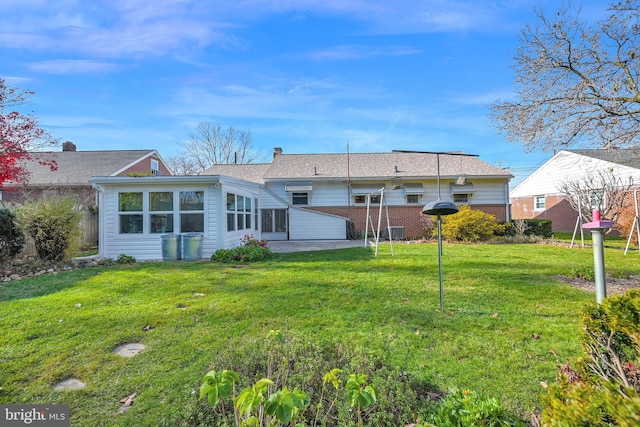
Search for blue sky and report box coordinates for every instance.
[0,0,593,186]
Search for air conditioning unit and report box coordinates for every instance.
[386,226,404,240]
[151,169,162,176]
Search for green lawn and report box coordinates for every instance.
[1,242,638,426]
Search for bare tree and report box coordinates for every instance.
[490,1,640,152]
[557,168,633,224]
[169,122,268,175]
[165,156,201,176]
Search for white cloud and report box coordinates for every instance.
[27,59,121,74]
[302,45,421,61]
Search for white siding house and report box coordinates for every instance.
[207,150,513,240]
[511,149,640,232]
[90,150,512,260]
[90,174,350,260]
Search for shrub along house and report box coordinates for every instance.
[90,149,513,260]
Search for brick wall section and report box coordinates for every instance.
[512,195,579,232]
[307,204,509,240]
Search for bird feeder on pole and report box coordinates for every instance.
[582,209,613,304]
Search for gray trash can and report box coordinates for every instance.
[161,234,182,261]
[182,233,203,260]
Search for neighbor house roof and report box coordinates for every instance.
[568,149,640,169]
[206,152,512,182]
[12,150,163,186]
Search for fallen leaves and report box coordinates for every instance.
[118,392,137,414]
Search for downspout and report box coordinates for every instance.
[504,181,511,222]
[91,183,105,259]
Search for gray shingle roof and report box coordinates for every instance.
[14,150,160,186]
[207,152,512,181]
[568,149,640,169]
[201,163,272,183]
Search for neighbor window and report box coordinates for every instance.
[453,194,470,204]
[588,190,606,210]
[151,159,160,176]
[406,194,422,204]
[291,192,309,205]
[119,192,144,234]
[534,195,546,210]
[226,192,251,232]
[353,195,381,204]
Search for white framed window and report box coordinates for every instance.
[406,194,422,204]
[151,159,160,176]
[149,191,174,233]
[534,195,546,210]
[262,209,287,233]
[119,192,144,234]
[291,192,309,205]
[226,192,251,232]
[588,190,606,210]
[353,195,381,204]
[180,191,204,232]
[117,190,204,235]
[453,194,470,204]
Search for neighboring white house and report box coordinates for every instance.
[510,149,640,232]
[90,149,513,261]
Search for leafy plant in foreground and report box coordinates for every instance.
[422,388,524,427]
[541,289,640,425]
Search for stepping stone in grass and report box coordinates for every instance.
[113,343,146,357]
[54,378,86,390]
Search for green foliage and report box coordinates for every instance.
[195,331,429,427]
[571,266,595,281]
[200,369,240,408]
[424,388,524,427]
[264,386,310,425]
[522,219,553,238]
[0,208,25,265]
[116,253,136,264]
[541,290,640,425]
[17,196,82,262]
[212,235,273,262]
[439,205,501,242]
[5,243,634,425]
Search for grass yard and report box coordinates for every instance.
[1,242,639,426]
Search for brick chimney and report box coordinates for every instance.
[62,141,77,152]
[273,147,283,158]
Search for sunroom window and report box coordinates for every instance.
[119,192,143,234]
[226,192,251,232]
[180,191,204,232]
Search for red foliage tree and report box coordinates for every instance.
[0,78,57,189]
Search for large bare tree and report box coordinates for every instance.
[168,122,268,175]
[490,1,640,152]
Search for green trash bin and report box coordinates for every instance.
[161,234,182,261]
[182,233,203,261]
